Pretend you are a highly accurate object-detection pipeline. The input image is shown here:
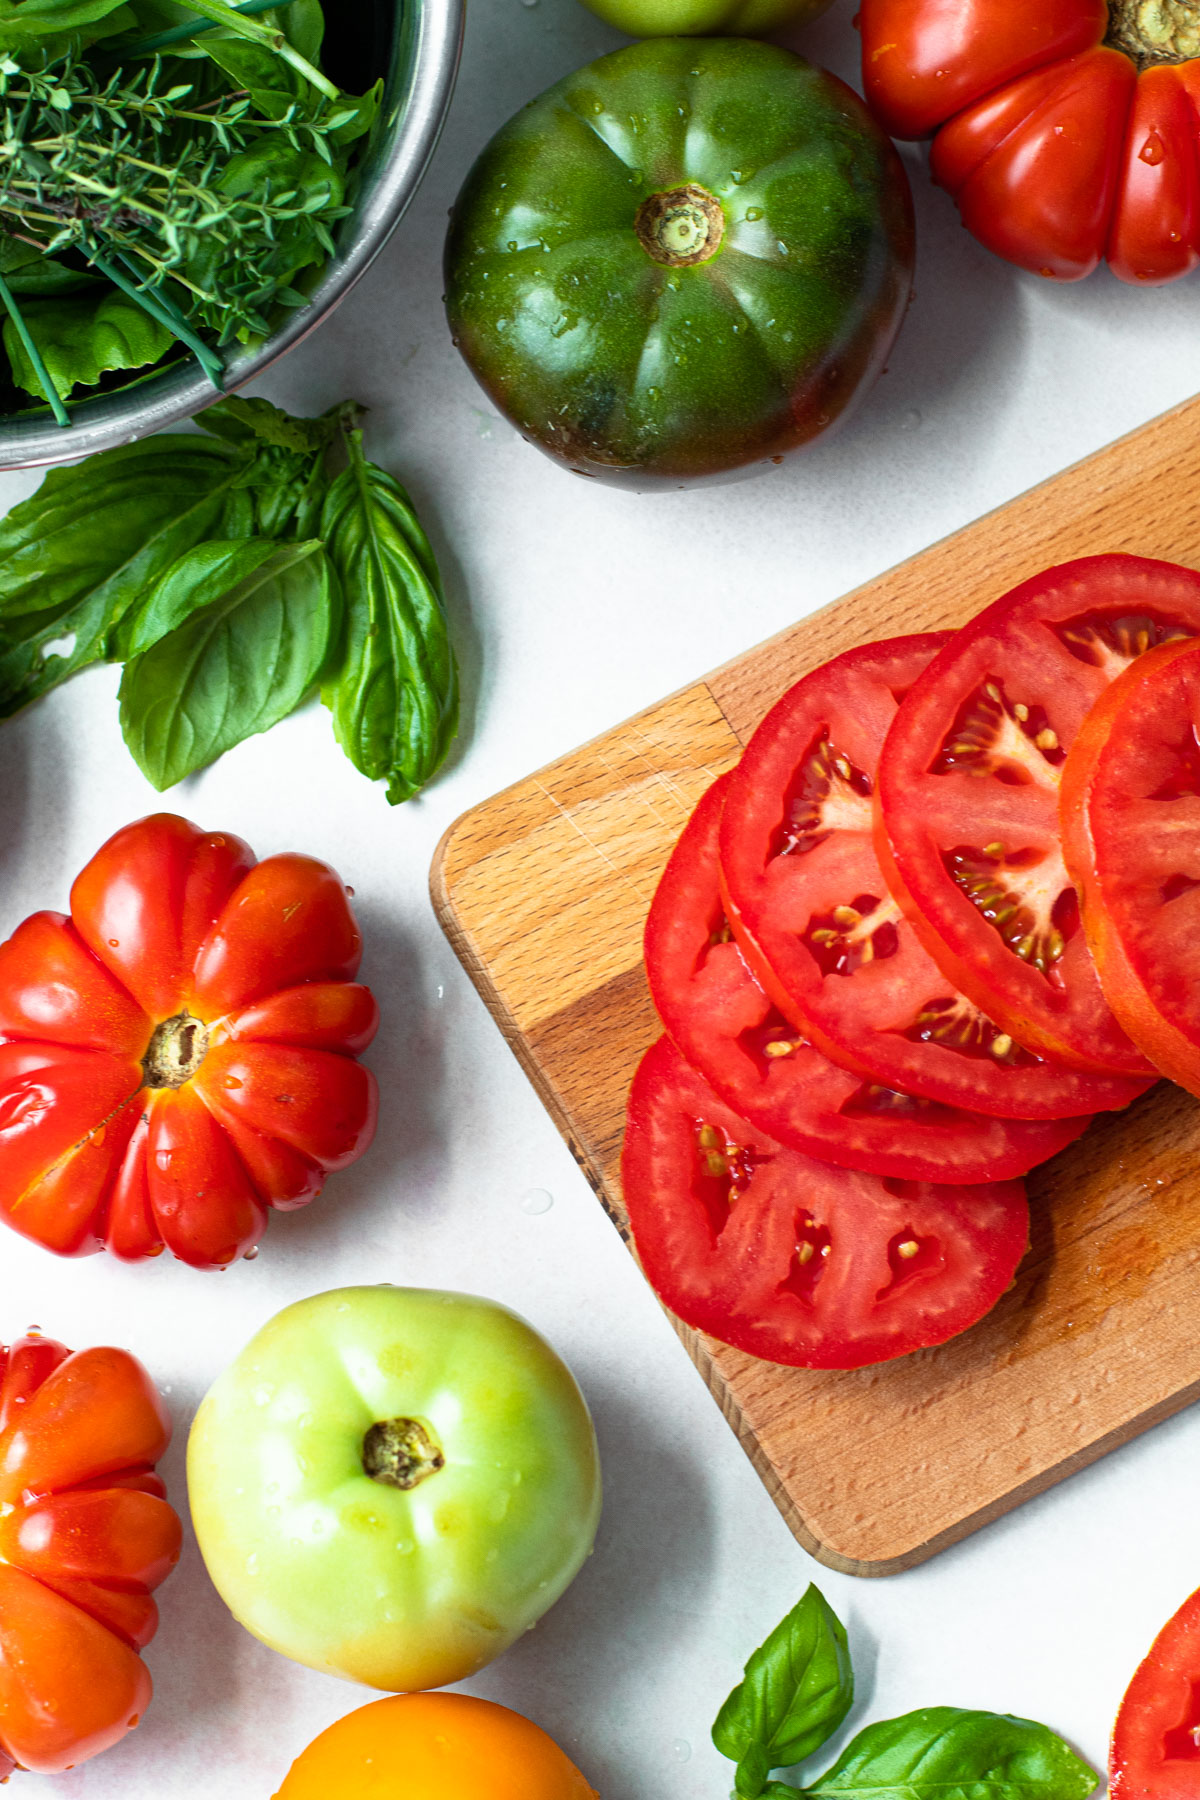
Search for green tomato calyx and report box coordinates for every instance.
[362,1416,445,1490]
[1107,0,1200,66]
[143,1010,210,1089]
[635,183,725,267]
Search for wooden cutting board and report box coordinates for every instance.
[431,394,1200,1577]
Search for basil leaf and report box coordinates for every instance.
[118,538,339,789]
[197,394,341,456]
[714,1586,854,1799]
[4,291,173,402]
[320,430,459,803]
[801,1709,1098,1800]
[0,0,129,36]
[122,539,283,657]
[0,436,250,715]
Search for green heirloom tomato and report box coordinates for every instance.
[444,40,913,487]
[575,0,831,40]
[187,1287,602,1691]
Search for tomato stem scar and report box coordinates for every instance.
[362,1417,445,1490]
[142,1011,210,1089]
[634,184,725,267]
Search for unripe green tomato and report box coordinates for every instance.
[188,1287,602,1692]
[445,39,914,487]
[576,0,832,38]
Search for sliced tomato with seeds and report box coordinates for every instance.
[1061,634,1200,1093]
[621,1036,1030,1368]
[1110,1584,1200,1799]
[646,774,1089,1180]
[877,555,1200,1074]
[718,634,1144,1118]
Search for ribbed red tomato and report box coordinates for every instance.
[622,1036,1030,1368]
[0,814,379,1268]
[646,772,1089,1180]
[859,0,1200,282]
[0,1331,181,1777]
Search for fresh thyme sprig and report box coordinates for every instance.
[0,54,351,349]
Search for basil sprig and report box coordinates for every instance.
[713,1586,1097,1800]
[0,395,460,799]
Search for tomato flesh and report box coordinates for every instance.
[647,772,1088,1179]
[0,814,379,1268]
[0,1334,180,1776]
[621,1036,1030,1368]
[1061,635,1200,1092]
[1111,1585,1200,1798]
[718,634,1145,1116]
[877,557,1200,1074]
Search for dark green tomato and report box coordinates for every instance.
[444,40,914,487]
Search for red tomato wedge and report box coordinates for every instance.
[621,1036,1030,1368]
[718,634,1145,1117]
[1110,1584,1200,1798]
[1062,635,1200,1093]
[646,773,1088,1181]
[877,556,1200,1074]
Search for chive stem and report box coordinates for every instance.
[87,248,226,390]
[0,272,70,427]
[122,0,300,56]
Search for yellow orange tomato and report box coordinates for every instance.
[273,1693,598,1800]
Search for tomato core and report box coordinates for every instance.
[362,1416,446,1490]
[1106,0,1200,67]
[633,183,726,266]
[141,1010,210,1089]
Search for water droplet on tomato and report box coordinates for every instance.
[155,1149,173,1171]
[224,1076,243,1090]
[108,938,119,948]
[1140,132,1165,165]
[776,240,789,256]
[744,206,763,221]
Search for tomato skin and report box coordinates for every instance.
[646,772,1089,1179]
[1061,635,1200,1093]
[1110,1586,1200,1798]
[188,1287,602,1693]
[877,555,1200,1075]
[274,1693,599,1800]
[622,1036,1030,1369]
[446,40,913,485]
[859,0,1200,283]
[0,813,378,1268]
[0,1333,181,1777]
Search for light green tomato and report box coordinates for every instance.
[576,0,833,37]
[187,1287,602,1692]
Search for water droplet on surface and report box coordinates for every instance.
[521,1187,554,1215]
[673,1739,692,1763]
[901,408,922,431]
[243,1244,259,1260]
[1140,132,1165,165]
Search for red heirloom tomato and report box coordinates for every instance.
[0,814,379,1268]
[1062,635,1200,1093]
[1110,1584,1200,1797]
[0,1331,181,1777]
[858,0,1200,282]
[621,1035,1030,1368]
[877,555,1200,1075]
[646,772,1089,1179]
[717,634,1144,1117]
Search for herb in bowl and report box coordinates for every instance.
[0,1,380,424]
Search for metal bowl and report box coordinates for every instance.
[0,0,464,471]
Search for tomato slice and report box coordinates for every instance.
[621,1036,1030,1368]
[718,634,1145,1118]
[1062,634,1200,1092]
[877,555,1200,1074]
[647,773,1088,1180]
[1110,1585,1200,1798]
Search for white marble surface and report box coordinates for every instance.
[5,3,1200,1795]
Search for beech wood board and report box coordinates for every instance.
[431,394,1200,1577]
